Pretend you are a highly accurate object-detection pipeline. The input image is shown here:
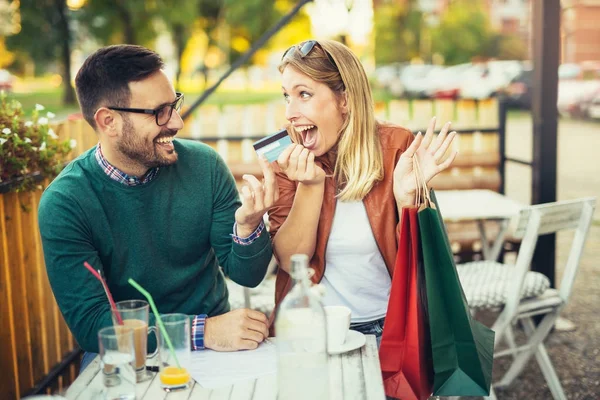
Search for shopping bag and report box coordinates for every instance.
[414,159,495,396]
[379,206,433,400]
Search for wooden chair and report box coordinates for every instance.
[457,197,596,399]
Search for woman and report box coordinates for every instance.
[268,40,457,343]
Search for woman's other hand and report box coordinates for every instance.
[393,117,458,207]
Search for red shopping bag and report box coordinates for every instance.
[379,207,433,400]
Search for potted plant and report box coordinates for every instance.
[0,90,74,193]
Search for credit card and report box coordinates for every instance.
[252,128,293,163]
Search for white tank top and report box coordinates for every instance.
[320,200,392,323]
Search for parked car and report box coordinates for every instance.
[426,63,472,99]
[587,90,600,120]
[569,82,600,119]
[398,64,440,98]
[373,62,406,96]
[502,67,533,109]
[0,69,15,92]
[460,61,523,100]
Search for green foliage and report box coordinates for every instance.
[374,1,422,65]
[223,0,294,62]
[496,34,528,60]
[0,91,72,192]
[5,0,76,104]
[74,0,158,45]
[430,0,495,65]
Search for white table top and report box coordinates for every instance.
[434,189,524,222]
[65,335,385,400]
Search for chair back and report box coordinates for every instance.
[504,197,596,315]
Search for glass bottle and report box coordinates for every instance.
[275,254,329,400]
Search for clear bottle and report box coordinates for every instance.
[275,254,329,400]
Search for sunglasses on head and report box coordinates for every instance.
[281,40,337,69]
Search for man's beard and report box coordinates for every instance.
[116,116,178,169]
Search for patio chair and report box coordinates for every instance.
[456,197,596,400]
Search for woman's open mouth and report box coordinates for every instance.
[296,125,318,150]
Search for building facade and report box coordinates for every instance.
[561,0,600,63]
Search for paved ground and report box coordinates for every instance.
[227,114,600,399]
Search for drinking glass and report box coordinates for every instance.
[98,326,136,400]
[113,299,158,382]
[158,313,191,391]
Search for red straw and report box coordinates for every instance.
[83,261,124,325]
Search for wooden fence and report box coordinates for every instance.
[0,98,504,399]
[0,117,98,399]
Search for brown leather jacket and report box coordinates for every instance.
[268,123,414,329]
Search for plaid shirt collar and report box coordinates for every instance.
[94,143,159,186]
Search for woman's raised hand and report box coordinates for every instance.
[277,144,326,186]
[393,117,458,206]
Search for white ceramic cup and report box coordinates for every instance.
[324,305,351,349]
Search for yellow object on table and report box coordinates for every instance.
[159,366,190,387]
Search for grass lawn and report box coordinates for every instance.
[9,87,397,120]
[9,88,285,119]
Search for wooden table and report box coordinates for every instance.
[65,335,385,400]
[435,189,524,261]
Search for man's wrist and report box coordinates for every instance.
[236,222,259,238]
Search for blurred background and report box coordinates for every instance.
[0,0,598,120]
[1,1,599,399]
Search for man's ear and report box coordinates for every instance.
[94,107,119,138]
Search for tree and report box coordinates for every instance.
[75,0,157,46]
[430,0,495,65]
[155,0,222,90]
[373,0,422,65]
[496,34,528,60]
[6,0,76,105]
[223,0,295,63]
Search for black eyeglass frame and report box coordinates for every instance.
[281,40,337,69]
[107,92,185,126]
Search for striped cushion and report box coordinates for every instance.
[457,261,551,309]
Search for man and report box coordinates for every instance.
[38,45,277,368]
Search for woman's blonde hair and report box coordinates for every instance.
[278,40,383,201]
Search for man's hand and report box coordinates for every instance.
[235,156,279,238]
[204,309,269,351]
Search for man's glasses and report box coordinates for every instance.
[108,92,184,126]
[281,40,337,69]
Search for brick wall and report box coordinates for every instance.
[562,2,600,63]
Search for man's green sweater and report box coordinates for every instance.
[38,139,272,352]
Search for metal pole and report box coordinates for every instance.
[498,98,507,195]
[531,0,560,286]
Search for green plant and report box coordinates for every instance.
[0,91,73,192]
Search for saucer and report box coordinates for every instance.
[328,330,366,355]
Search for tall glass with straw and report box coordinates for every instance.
[128,279,191,391]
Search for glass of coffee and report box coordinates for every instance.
[113,299,158,382]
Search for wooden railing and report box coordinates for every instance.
[0,98,504,399]
[180,98,504,192]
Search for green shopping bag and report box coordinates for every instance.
[414,162,494,396]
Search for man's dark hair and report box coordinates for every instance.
[75,45,164,130]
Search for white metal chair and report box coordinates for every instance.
[456,197,596,400]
